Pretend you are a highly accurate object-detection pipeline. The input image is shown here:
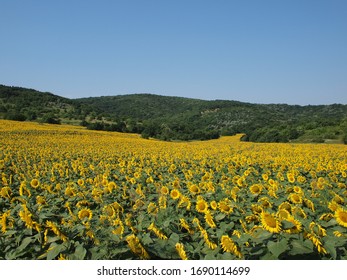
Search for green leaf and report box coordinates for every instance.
[47,242,70,260]
[220,252,235,260]
[3,230,17,236]
[73,244,87,260]
[17,236,34,252]
[215,213,226,221]
[168,232,180,245]
[267,239,288,258]
[290,239,313,256]
[252,229,272,241]
[141,233,153,245]
[324,240,337,259]
[204,252,216,260]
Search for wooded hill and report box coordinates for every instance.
[1,84,347,143]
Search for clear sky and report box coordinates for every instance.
[1,0,346,105]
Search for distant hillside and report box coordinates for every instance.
[1,84,347,143]
[77,94,347,143]
[0,85,92,124]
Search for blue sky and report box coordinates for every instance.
[1,0,346,105]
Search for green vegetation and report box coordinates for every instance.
[1,84,347,143]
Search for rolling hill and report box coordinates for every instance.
[1,84,347,143]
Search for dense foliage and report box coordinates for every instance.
[1,84,347,143]
[1,120,347,260]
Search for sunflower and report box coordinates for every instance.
[201,229,217,250]
[328,201,339,212]
[278,201,292,212]
[77,179,84,187]
[277,209,291,220]
[284,216,302,234]
[204,211,216,228]
[170,189,180,200]
[210,200,218,210]
[175,243,188,260]
[249,184,262,195]
[0,210,12,233]
[107,181,116,191]
[112,219,124,235]
[261,212,281,233]
[19,204,34,229]
[304,198,315,212]
[179,218,194,234]
[64,186,75,197]
[335,208,347,228]
[319,213,334,221]
[245,214,259,223]
[288,193,302,204]
[251,204,263,215]
[126,234,150,259]
[292,206,307,219]
[293,186,302,193]
[268,179,276,187]
[159,195,167,209]
[78,208,93,220]
[287,173,295,183]
[333,194,344,205]
[262,173,269,181]
[148,222,168,240]
[220,235,242,258]
[189,184,200,195]
[0,187,11,199]
[219,199,233,214]
[36,196,46,205]
[103,205,116,218]
[30,178,40,188]
[147,202,158,215]
[160,186,169,195]
[258,197,272,208]
[46,221,67,241]
[196,199,208,213]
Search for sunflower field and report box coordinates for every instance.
[1,119,347,260]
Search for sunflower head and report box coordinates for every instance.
[335,208,347,228]
[78,208,93,220]
[1,187,12,199]
[249,184,262,195]
[277,209,291,220]
[284,216,302,234]
[293,186,302,194]
[77,179,84,187]
[258,197,272,208]
[333,195,344,205]
[196,199,208,213]
[147,202,158,215]
[218,199,233,214]
[279,201,292,212]
[175,243,188,260]
[170,189,180,200]
[288,193,303,204]
[292,206,307,219]
[103,205,115,218]
[36,195,46,205]
[189,184,200,195]
[251,204,263,215]
[210,200,218,210]
[30,179,40,188]
[261,212,281,233]
[160,186,169,195]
